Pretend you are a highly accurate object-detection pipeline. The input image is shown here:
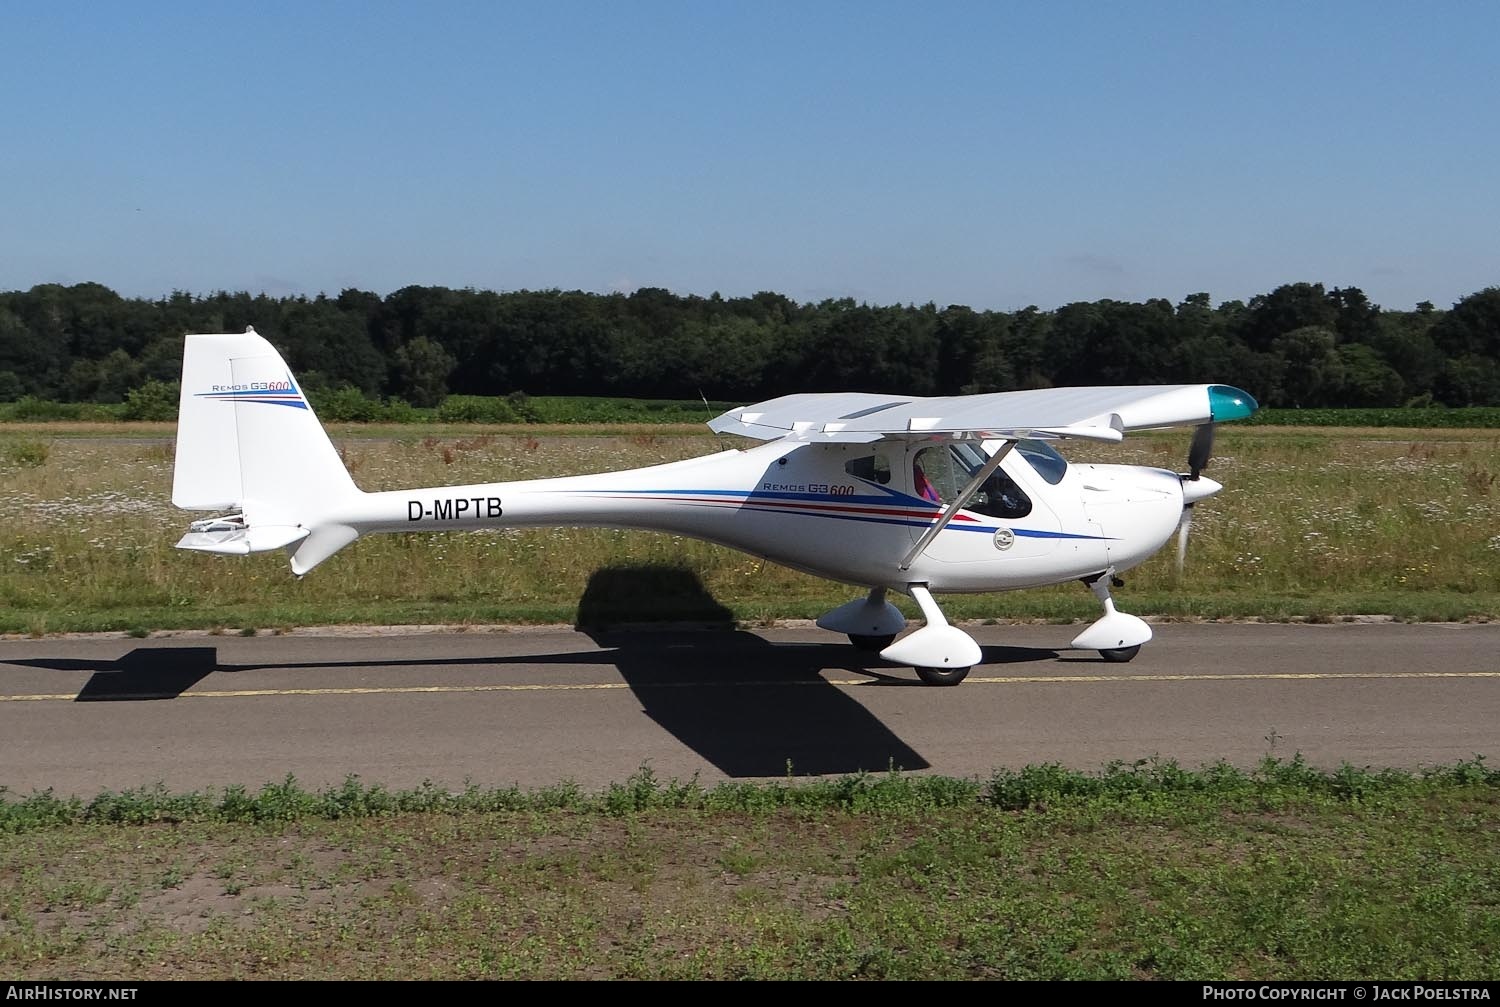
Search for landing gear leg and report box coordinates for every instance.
[879,585,982,686]
[1070,571,1152,662]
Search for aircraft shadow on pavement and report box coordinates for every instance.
[569,565,919,776]
[565,565,1054,778]
[8,647,220,701]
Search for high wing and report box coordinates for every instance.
[708,385,1258,444]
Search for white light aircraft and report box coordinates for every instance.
[171,328,1257,685]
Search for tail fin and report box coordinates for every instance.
[172,327,362,574]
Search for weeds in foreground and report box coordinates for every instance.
[4,757,1500,979]
[3,756,1496,832]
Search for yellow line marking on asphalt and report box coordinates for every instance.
[0,683,635,702]
[967,671,1500,685]
[1,670,1498,702]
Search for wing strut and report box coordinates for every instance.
[898,440,1016,571]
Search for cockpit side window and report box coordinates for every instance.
[844,454,891,485]
[913,443,1032,519]
[913,445,960,503]
[1015,438,1068,485]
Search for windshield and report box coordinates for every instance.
[1015,438,1068,485]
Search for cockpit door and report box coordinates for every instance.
[903,441,1062,565]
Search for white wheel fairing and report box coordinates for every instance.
[1070,609,1153,651]
[817,594,907,638]
[879,624,983,671]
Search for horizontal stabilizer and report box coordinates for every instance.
[175,514,310,555]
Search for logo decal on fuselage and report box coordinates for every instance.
[993,527,1015,551]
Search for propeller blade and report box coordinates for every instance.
[1175,506,1193,574]
[1188,423,1215,480]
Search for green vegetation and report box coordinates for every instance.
[3,439,48,467]
[5,393,1500,429]
[1,425,1497,634]
[4,280,1500,413]
[2,759,1498,979]
[0,393,740,426]
[1249,406,1500,428]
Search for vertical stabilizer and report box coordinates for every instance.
[172,327,361,570]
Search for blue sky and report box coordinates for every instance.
[2,1,1496,310]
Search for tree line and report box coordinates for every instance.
[1,280,1498,408]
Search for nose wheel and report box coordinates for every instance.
[1071,571,1153,660]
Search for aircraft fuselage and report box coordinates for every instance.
[330,438,1186,592]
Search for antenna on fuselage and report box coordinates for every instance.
[700,388,727,451]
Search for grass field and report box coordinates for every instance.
[1,424,1498,634]
[5,426,1499,981]
[2,761,1498,980]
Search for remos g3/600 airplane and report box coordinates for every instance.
[171,328,1257,685]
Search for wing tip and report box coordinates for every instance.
[1208,385,1258,422]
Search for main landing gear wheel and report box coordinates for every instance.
[915,665,971,686]
[1098,645,1141,663]
[849,633,897,652]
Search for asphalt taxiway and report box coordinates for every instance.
[2,622,1496,794]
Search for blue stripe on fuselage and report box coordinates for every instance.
[572,488,1111,540]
